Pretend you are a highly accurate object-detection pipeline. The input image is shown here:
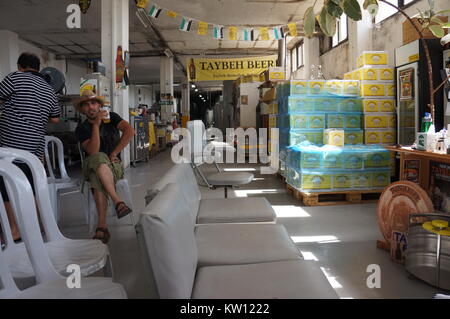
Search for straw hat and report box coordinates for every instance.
[74,90,105,110]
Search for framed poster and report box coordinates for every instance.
[429,161,450,212]
[399,68,414,101]
[403,159,420,183]
[241,95,248,105]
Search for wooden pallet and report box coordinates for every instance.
[285,183,383,206]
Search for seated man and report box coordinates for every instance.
[75,90,135,244]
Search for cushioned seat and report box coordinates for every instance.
[197,197,275,224]
[192,260,338,299]
[205,172,254,186]
[152,163,275,224]
[195,223,302,267]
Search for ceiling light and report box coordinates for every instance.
[164,48,174,58]
[191,84,196,88]
[195,89,198,92]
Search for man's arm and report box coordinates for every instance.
[81,110,108,155]
[49,117,60,124]
[110,120,136,162]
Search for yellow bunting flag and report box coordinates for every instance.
[288,23,298,37]
[135,0,148,9]
[198,21,208,35]
[229,26,238,41]
[166,11,178,18]
[259,27,270,41]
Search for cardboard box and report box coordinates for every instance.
[403,16,448,45]
[268,67,287,81]
[324,129,345,146]
[357,51,388,68]
[360,81,395,97]
[262,87,277,103]
[363,99,396,113]
[391,230,408,264]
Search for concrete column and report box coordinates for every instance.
[101,0,130,167]
[0,30,19,79]
[181,80,190,127]
[160,56,174,97]
[348,1,373,70]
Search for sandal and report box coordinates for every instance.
[93,227,110,244]
[115,201,132,219]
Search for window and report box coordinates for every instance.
[320,14,348,54]
[332,14,348,47]
[291,41,304,72]
[375,0,419,24]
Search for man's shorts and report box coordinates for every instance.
[83,152,124,196]
[0,161,35,202]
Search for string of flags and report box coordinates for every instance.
[135,1,300,41]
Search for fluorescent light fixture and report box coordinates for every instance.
[191,84,196,88]
[164,48,174,58]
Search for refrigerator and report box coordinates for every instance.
[395,39,444,146]
[130,116,150,166]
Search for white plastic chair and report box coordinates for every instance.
[44,136,83,222]
[186,120,254,198]
[0,161,127,299]
[78,143,135,234]
[0,148,112,286]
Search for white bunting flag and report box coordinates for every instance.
[273,26,285,40]
[148,5,162,18]
[180,17,193,32]
[213,25,224,39]
[243,29,255,41]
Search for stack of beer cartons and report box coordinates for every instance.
[344,51,397,176]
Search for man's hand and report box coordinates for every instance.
[110,152,121,163]
[94,110,108,126]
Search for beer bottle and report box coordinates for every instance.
[116,46,125,83]
[189,59,196,81]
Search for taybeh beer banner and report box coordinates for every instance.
[187,56,277,82]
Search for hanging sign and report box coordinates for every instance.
[187,55,277,82]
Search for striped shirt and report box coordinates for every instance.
[0,71,60,158]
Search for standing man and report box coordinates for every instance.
[75,90,135,244]
[0,52,60,242]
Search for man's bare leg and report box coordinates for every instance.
[96,164,122,205]
[93,189,108,237]
[4,202,20,240]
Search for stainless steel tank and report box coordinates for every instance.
[406,213,450,290]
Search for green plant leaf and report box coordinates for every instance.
[434,10,450,15]
[430,16,444,25]
[429,25,445,38]
[442,22,450,28]
[319,7,337,37]
[330,0,342,5]
[363,0,377,10]
[326,0,344,18]
[304,6,316,37]
[343,0,362,21]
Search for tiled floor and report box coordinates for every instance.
[59,148,443,299]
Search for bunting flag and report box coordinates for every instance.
[180,17,193,32]
[213,25,224,39]
[148,5,162,18]
[273,26,285,40]
[134,3,305,41]
[135,0,148,9]
[166,10,178,18]
[259,27,270,41]
[198,21,208,35]
[243,29,255,41]
[288,23,298,37]
[228,26,238,41]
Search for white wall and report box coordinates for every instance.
[65,60,87,95]
[239,82,261,128]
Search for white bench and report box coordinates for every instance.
[137,183,338,299]
[151,163,276,224]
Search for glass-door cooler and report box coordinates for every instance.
[397,63,419,145]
